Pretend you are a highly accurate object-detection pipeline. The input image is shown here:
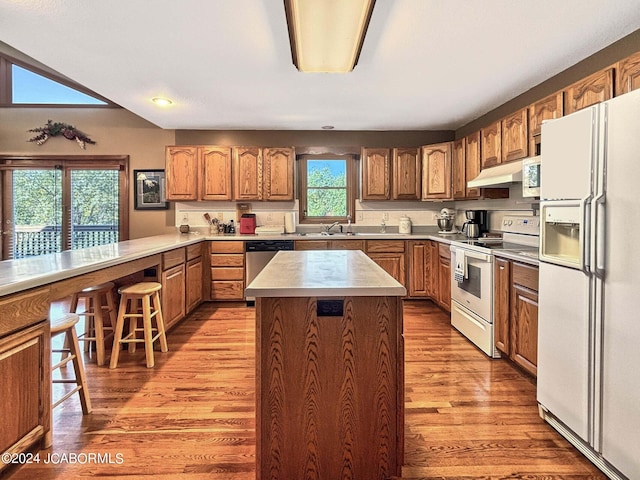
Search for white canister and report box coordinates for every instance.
[398,215,412,234]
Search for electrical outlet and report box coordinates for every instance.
[217,212,223,222]
[357,212,364,221]
[432,212,439,220]
[382,212,389,221]
[266,213,274,223]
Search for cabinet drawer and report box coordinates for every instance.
[211,267,244,280]
[210,241,244,254]
[365,240,405,253]
[163,248,186,270]
[331,240,365,250]
[512,262,539,292]
[0,287,50,337]
[438,243,450,259]
[211,254,244,267]
[211,281,244,299]
[186,243,202,260]
[295,240,329,250]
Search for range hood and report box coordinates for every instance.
[467,160,523,188]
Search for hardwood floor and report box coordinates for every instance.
[5,300,605,479]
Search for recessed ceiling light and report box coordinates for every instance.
[151,97,173,106]
[321,125,335,130]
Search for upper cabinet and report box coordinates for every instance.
[392,147,421,200]
[480,120,501,169]
[166,146,199,201]
[528,92,563,156]
[464,132,482,199]
[263,147,295,201]
[564,67,614,115]
[452,138,466,200]
[200,146,232,201]
[421,142,452,200]
[501,108,528,163]
[233,147,262,200]
[616,51,640,96]
[361,148,391,200]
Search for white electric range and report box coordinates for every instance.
[449,215,540,358]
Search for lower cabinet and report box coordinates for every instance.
[210,241,245,300]
[0,287,50,468]
[494,258,539,376]
[161,263,186,330]
[408,241,430,297]
[186,244,203,313]
[437,243,451,312]
[365,240,406,288]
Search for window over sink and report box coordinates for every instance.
[297,154,357,224]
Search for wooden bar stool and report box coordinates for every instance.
[110,282,168,369]
[47,313,92,447]
[70,281,117,366]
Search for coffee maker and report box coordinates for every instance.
[462,210,488,238]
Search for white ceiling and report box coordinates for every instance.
[2,0,640,131]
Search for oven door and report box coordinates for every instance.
[450,247,493,322]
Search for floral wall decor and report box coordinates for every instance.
[28,120,96,149]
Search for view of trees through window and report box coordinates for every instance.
[5,166,121,259]
[306,160,347,217]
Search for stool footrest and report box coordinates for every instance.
[52,387,83,409]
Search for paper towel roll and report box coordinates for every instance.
[284,212,296,233]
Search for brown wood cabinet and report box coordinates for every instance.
[494,258,511,354]
[408,240,430,297]
[528,92,563,155]
[361,147,391,200]
[161,248,186,330]
[233,147,262,200]
[200,146,232,201]
[428,240,439,299]
[501,108,528,163]
[165,146,198,201]
[263,147,295,201]
[185,244,203,313]
[616,51,640,96]
[465,131,482,199]
[564,68,614,115]
[452,138,466,199]
[295,240,364,251]
[437,243,451,312]
[392,147,421,200]
[210,241,245,300]
[494,258,538,377]
[481,120,501,169]
[1,288,50,467]
[365,240,406,288]
[421,142,452,200]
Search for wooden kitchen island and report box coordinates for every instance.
[245,249,406,480]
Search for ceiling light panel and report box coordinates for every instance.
[286,0,375,73]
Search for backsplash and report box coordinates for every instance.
[174,184,539,233]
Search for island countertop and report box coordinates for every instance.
[244,249,407,297]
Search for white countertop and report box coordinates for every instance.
[244,249,407,298]
[0,233,203,297]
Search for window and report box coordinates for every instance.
[298,154,357,224]
[0,54,112,106]
[0,156,129,259]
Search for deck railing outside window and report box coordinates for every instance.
[13,225,119,258]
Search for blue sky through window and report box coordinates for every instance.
[12,65,106,105]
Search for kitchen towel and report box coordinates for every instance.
[284,212,296,233]
[454,248,467,283]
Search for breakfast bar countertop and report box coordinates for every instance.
[244,249,407,297]
[0,232,204,297]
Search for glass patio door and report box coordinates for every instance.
[1,157,128,260]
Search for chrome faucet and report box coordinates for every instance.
[322,221,341,234]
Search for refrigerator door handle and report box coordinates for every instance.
[582,197,593,274]
[594,197,606,276]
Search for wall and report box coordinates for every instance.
[0,107,176,239]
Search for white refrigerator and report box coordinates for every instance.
[537,88,640,479]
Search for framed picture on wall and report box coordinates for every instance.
[134,169,168,210]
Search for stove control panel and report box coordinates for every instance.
[501,215,540,235]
